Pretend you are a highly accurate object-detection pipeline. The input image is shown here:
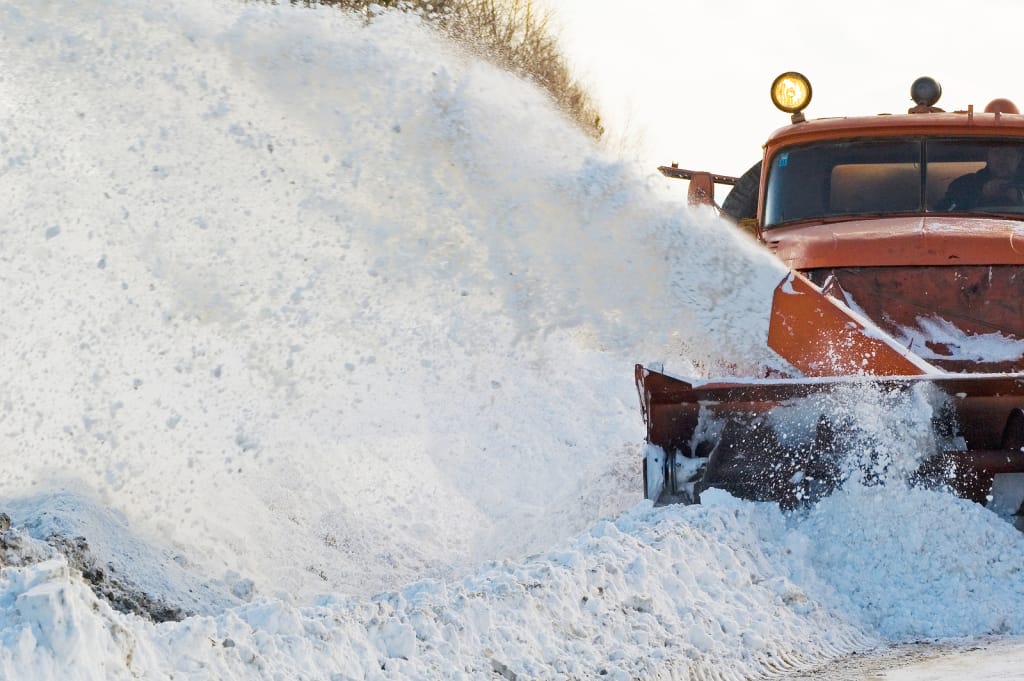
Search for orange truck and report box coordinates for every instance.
[639,74,1024,519]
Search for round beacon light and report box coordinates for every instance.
[771,72,812,114]
[910,77,942,107]
[985,98,1020,114]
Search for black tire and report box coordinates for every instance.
[721,161,762,222]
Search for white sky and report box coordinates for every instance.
[3,1,1024,678]
[541,0,1024,177]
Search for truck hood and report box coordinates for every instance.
[765,216,1024,269]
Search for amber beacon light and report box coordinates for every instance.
[771,72,812,121]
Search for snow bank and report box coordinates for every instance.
[0,501,877,680]
[0,0,786,602]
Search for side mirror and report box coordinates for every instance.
[686,171,715,207]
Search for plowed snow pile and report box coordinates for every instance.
[2,1,1024,679]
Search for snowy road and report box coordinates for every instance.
[787,638,1024,680]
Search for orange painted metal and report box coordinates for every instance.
[802,265,1024,372]
[765,216,1024,269]
[685,171,715,207]
[986,98,1021,114]
[764,112,1024,150]
[767,271,935,377]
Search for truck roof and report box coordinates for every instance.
[765,111,1024,150]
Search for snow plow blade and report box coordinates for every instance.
[636,365,1024,508]
[767,271,939,378]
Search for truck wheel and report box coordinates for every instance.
[721,161,761,221]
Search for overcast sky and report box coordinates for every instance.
[540,0,1024,177]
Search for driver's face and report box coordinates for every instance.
[987,147,1023,178]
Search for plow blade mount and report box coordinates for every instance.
[636,365,1024,508]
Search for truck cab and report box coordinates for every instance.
[679,74,1024,373]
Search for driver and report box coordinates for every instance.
[943,146,1024,210]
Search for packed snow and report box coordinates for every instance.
[893,315,1024,364]
[2,0,1024,679]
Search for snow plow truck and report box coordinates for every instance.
[639,73,1024,520]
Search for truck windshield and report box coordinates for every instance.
[762,138,1024,228]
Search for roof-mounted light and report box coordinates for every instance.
[909,77,942,113]
[985,98,1020,114]
[771,72,812,122]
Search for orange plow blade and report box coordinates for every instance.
[767,271,938,377]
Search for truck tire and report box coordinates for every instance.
[721,161,761,222]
